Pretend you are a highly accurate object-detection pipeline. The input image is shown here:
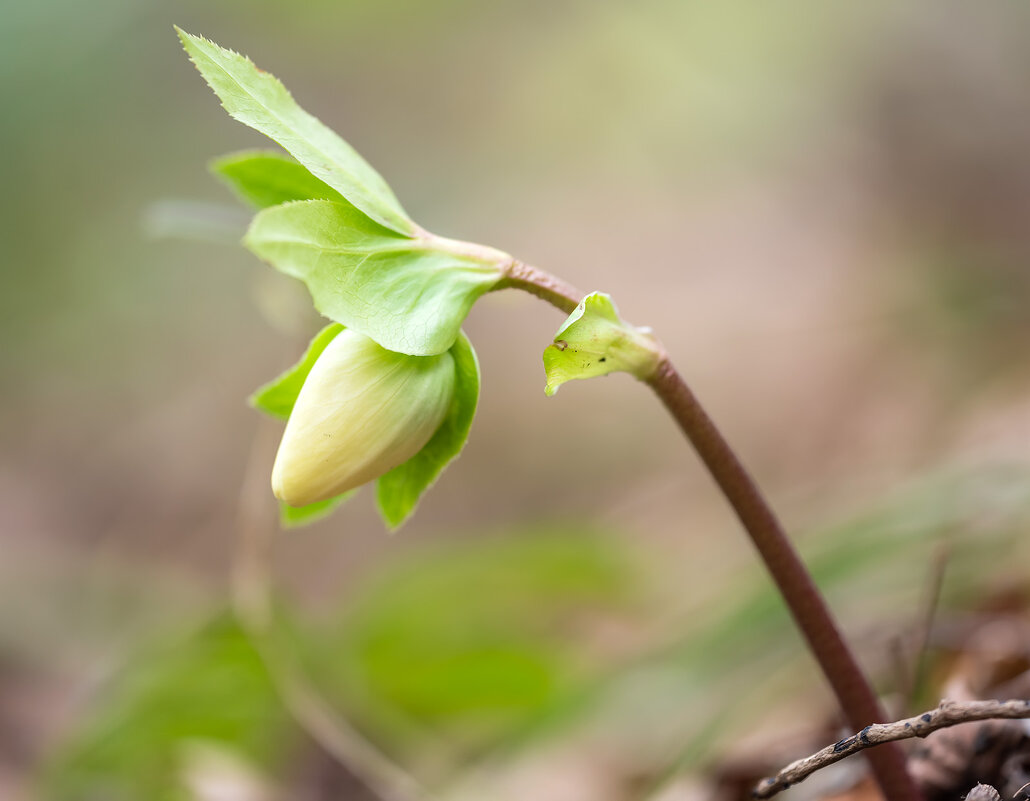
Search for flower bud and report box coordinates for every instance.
[271,329,456,507]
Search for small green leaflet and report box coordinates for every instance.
[177,28,414,235]
[245,200,503,356]
[211,150,347,209]
[376,331,480,530]
[543,292,662,396]
[250,322,344,420]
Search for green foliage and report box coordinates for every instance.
[303,526,637,761]
[39,615,295,801]
[35,527,639,794]
[376,332,480,529]
[245,200,502,355]
[177,28,414,235]
[34,471,1030,795]
[180,30,512,525]
[211,150,346,209]
[250,322,344,419]
[543,292,662,396]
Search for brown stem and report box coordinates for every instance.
[500,262,922,801]
[648,360,919,801]
[496,260,581,314]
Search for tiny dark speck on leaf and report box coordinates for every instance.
[922,713,932,723]
[599,356,607,362]
[554,339,569,351]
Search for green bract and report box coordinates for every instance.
[543,292,662,396]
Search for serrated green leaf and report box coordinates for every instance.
[177,28,414,235]
[280,492,355,528]
[376,331,480,529]
[543,292,662,396]
[211,150,347,209]
[245,200,504,356]
[250,322,344,419]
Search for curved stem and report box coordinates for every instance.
[500,261,922,801]
[647,360,919,801]
[496,260,582,314]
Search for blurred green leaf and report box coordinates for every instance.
[250,322,344,419]
[39,614,294,801]
[543,292,661,396]
[211,150,347,209]
[377,331,480,529]
[177,28,414,235]
[301,527,637,763]
[245,200,502,355]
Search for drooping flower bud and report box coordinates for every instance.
[271,329,456,507]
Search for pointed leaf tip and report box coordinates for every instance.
[176,29,415,235]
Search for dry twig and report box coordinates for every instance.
[754,699,1030,799]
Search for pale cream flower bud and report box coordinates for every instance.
[272,329,455,507]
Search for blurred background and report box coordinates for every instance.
[3,2,1030,800]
